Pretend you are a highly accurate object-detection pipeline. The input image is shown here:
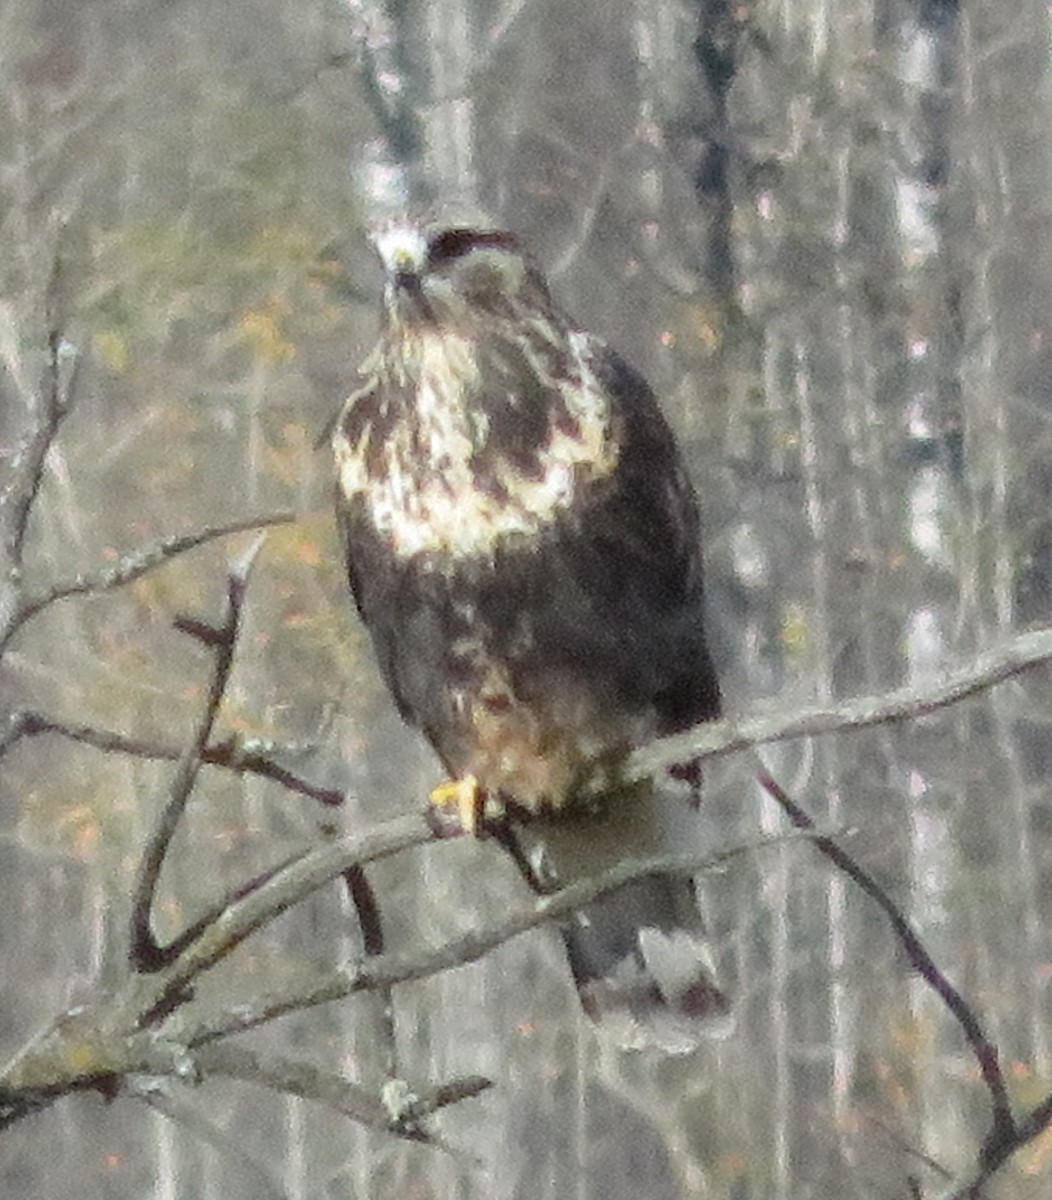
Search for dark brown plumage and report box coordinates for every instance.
[333,222,726,1048]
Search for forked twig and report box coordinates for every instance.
[129,536,265,972]
[2,511,298,653]
[0,711,344,808]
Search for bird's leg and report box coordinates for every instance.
[485,810,560,894]
[428,775,485,836]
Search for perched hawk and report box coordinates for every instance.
[333,222,726,1047]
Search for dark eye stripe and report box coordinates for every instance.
[427,229,518,265]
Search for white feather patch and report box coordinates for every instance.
[337,330,618,559]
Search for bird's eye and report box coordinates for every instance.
[427,229,518,267]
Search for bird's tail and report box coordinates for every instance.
[561,872,727,1021]
[510,785,731,1052]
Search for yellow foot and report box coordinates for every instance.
[429,775,485,836]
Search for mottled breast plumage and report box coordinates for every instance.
[335,321,619,561]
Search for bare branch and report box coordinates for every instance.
[6,1028,490,1150]
[344,864,385,954]
[936,1086,1052,1198]
[1,253,75,564]
[176,825,822,1046]
[0,822,816,1137]
[411,1073,494,1118]
[193,1043,490,1143]
[2,510,298,652]
[196,1043,392,1130]
[146,814,430,1020]
[132,1085,287,1200]
[129,537,266,973]
[866,1115,954,1184]
[629,625,1052,780]
[756,770,1016,1159]
[0,262,77,641]
[0,710,344,807]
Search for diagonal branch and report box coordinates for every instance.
[174,825,823,1047]
[143,814,430,1022]
[0,255,78,643]
[129,536,265,973]
[755,769,1017,1172]
[628,625,1052,780]
[132,1085,288,1199]
[1,511,298,653]
[0,254,77,578]
[2,349,70,576]
[0,823,819,1133]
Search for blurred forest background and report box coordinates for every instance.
[2,0,1052,1197]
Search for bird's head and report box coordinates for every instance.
[371,223,552,333]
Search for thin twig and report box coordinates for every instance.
[867,1114,954,1183]
[192,1043,489,1143]
[191,1044,400,1131]
[755,768,1017,1158]
[133,1086,287,1200]
[129,537,265,973]
[0,711,343,807]
[2,511,298,652]
[0,294,74,590]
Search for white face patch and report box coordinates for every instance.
[371,225,428,276]
[336,329,618,559]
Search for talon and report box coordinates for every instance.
[429,775,485,836]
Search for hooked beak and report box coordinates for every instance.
[372,225,436,324]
